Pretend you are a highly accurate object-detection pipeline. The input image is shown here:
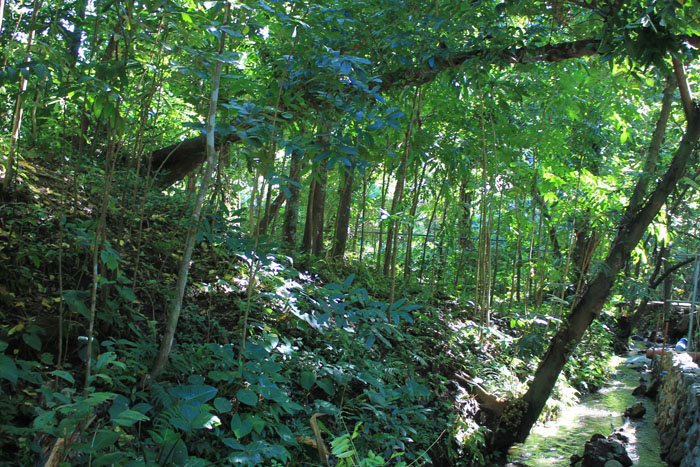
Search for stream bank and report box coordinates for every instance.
[654,351,700,466]
[506,352,663,466]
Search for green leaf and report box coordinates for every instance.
[168,384,217,405]
[91,429,121,450]
[100,248,119,271]
[250,415,266,434]
[0,355,18,383]
[33,409,57,432]
[112,409,149,427]
[259,386,286,402]
[214,397,232,413]
[116,285,137,302]
[87,392,118,404]
[316,379,336,396]
[338,145,358,155]
[300,371,316,391]
[343,273,355,289]
[236,388,258,406]
[93,452,125,466]
[208,370,233,382]
[49,370,75,384]
[231,414,253,438]
[95,351,117,369]
[620,128,629,144]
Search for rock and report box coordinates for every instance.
[624,401,646,419]
[580,433,633,467]
[645,378,660,398]
[632,384,647,396]
[604,461,623,467]
[624,355,652,366]
[609,432,629,443]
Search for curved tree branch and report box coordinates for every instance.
[651,257,696,289]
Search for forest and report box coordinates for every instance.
[1,0,700,465]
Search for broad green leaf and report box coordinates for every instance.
[231,414,253,438]
[236,388,258,406]
[112,409,149,426]
[214,397,232,413]
[259,386,286,402]
[49,370,75,384]
[0,355,18,383]
[91,429,121,450]
[316,379,336,396]
[300,371,316,390]
[343,273,355,289]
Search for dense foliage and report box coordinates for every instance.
[1,0,699,465]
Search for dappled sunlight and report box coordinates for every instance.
[509,359,663,466]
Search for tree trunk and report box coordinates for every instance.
[433,192,452,295]
[491,101,700,450]
[302,172,316,253]
[282,150,303,247]
[358,169,370,261]
[490,190,504,307]
[403,161,426,279]
[148,4,230,381]
[311,162,327,256]
[419,175,445,280]
[384,88,419,276]
[3,0,41,193]
[330,165,354,258]
[258,154,303,237]
[376,164,388,271]
[303,161,328,256]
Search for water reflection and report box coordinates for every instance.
[508,356,664,466]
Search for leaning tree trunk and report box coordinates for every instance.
[491,100,700,450]
[148,4,230,381]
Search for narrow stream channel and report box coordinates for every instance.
[507,352,664,466]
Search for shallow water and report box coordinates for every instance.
[507,354,664,466]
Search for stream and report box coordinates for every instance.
[507,352,665,466]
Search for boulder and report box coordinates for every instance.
[577,433,633,467]
[624,401,646,419]
[632,384,647,396]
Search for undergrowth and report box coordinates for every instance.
[0,158,614,466]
